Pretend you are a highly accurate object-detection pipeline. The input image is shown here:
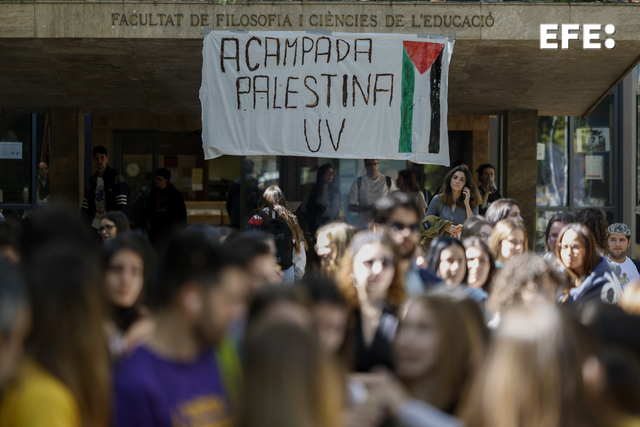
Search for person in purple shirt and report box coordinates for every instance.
[113,231,249,427]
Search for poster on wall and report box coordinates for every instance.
[576,128,610,153]
[200,31,454,165]
[585,155,604,180]
[0,142,22,159]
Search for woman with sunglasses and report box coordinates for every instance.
[556,223,622,306]
[337,232,405,372]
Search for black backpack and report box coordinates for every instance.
[260,215,294,270]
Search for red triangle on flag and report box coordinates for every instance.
[403,41,444,75]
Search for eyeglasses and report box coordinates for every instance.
[325,171,336,176]
[362,257,394,269]
[478,233,491,240]
[559,244,582,253]
[99,224,115,233]
[365,162,379,167]
[389,222,421,234]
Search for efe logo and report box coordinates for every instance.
[540,24,615,50]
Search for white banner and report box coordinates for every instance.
[200,31,454,165]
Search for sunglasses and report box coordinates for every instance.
[389,222,421,234]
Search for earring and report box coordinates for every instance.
[349,274,360,288]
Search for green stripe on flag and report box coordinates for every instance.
[399,47,415,153]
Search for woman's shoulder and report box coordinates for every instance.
[0,360,80,425]
[593,256,619,277]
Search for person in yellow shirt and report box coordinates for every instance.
[0,243,110,427]
[0,360,79,427]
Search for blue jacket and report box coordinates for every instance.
[560,257,622,306]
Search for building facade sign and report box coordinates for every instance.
[108,12,495,31]
[200,31,454,164]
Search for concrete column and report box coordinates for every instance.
[502,110,538,249]
[620,73,637,258]
[50,108,84,209]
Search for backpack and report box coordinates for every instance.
[357,175,392,205]
[259,215,294,270]
[632,258,640,275]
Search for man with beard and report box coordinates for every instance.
[112,231,249,427]
[607,223,640,289]
[371,193,439,295]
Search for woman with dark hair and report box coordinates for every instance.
[337,231,405,372]
[426,237,488,303]
[425,166,480,236]
[463,237,496,293]
[99,211,130,243]
[248,185,307,283]
[543,212,576,262]
[484,198,523,226]
[556,223,621,306]
[102,233,155,358]
[460,216,493,242]
[576,207,610,256]
[306,164,342,237]
[302,277,349,354]
[0,244,110,427]
[426,237,468,288]
[396,169,428,217]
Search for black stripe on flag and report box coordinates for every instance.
[428,50,443,154]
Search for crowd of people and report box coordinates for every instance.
[1,158,640,427]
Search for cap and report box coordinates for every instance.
[608,223,631,238]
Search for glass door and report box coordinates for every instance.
[115,131,157,197]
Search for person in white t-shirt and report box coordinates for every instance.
[348,159,397,229]
[607,223,640,289]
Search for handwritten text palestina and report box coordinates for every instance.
[221,36,394,112]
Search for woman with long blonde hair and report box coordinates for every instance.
[315,222,357,281]
[247,185,308,283]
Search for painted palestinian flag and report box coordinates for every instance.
[399,41,445,154]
